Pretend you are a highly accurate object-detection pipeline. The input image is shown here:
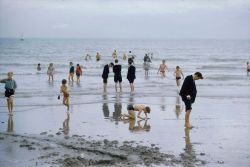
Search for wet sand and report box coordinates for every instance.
[0,88,250,167]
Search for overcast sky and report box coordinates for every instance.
[0,0,249,39]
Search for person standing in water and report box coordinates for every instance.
[157,59,168,78]
[0,72,17,115]
[96,52,101,61]
[246,62,250,76]
[179,72,203,129]
[68,62,74,82]
[37,63,41,72]
[75,64,83,84]
[112,50,118,59]
[127,60,136,92]
[102,62,114,92]
[113,59,122,92]
[47,63,55,81]
[174,66,184,87]
[60,79,70,111]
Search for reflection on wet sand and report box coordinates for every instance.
[63,113,70,135]
[160,96,166,111]
[113,95,122,125]
[123,119,151,132]
[7,115,14,133]
[180,128,206,167]
[102,94,109,118]
[175,95,183,119]
[128,93,134,105]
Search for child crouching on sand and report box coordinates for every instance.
[121,104,150,120]
[0,72,17,115]
[60,79,69,111]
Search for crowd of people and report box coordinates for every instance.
[1,50,249,128]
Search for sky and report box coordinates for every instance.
[0,0,249,39]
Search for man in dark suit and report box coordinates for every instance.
[127,61,136,92]
[102,62,114,92]
[179,72,203,129]
[113,59,122,92]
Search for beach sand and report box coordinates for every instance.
[0,85,249,167]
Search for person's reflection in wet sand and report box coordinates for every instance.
[123,119,151,132]
[7,115,14,133]
[102,94,109,118]
[113,95,122,125]
[160,96,166,111]
[175,95,183,119]
[128,93,134,105]
[181,128,196,167]
[63,112,70,135]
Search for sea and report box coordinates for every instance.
[0,38,250,167]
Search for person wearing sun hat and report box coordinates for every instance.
[179,72,203,129]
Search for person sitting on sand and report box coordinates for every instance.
[60,79,70,111]
[157,59,168,78]
[47,63,55,81]
[174,66,184,87]
[0,72,17,115]
[121,104,150,120]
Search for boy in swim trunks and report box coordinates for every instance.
[60,79,70,111]
[174,66,184,87]
[157,59,168,78]
[121,104,150,120]
[0,72,17,115]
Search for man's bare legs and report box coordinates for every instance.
[185,109,193,129]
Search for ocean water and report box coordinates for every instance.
[0,38,250,167]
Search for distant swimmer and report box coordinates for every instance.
[60,79,70,111]
[47,63,55,81]
[246,62,250,76]
[112,50,118,59]
[157,59,168,78]
[123,53,127,60]
[0,72,17,115]
[37,63,41,71]
[143,60,150,77]
[113,59,122,92]
[68,62,74,82]
[127,60,136,92]
[127,51,136,60]
[75,64,83,84]
[179,72,203,129]
[96,52,101,61]
[174,66,184,87]
[121,104,150,120]
[85,54,91,61]
[102,62,114,92]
